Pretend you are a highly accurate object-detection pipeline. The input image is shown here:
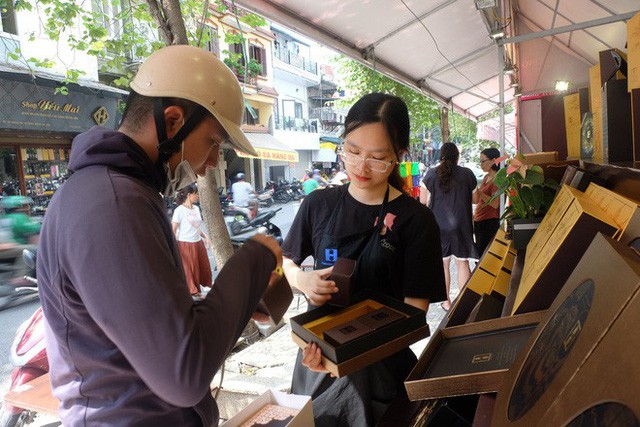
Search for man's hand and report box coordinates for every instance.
[251,234,282,268]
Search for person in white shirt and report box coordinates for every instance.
[172,184,211,297]
[231,173,258,213]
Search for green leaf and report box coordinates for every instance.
[523,169,544,185]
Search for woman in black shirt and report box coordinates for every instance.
[281,93,446,426]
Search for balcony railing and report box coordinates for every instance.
[274,46,318,75]
[274,116,318,133]
[309,107,343,123]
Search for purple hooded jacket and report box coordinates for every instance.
[38,127,275,426]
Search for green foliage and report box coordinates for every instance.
[333,56,484,161]
[489,155,560,220]
[334,56,440,149]
[5,0,265,91]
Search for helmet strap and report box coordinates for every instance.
[153,98,208,164]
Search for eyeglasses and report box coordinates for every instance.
[340,150,396,173]
[480,159,492,164]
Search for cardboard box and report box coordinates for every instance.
[327,257,356,307]
[589,64,604,160]
[465,293,505,324]
[447,230,515,327]
[491,234,640,426]
[256,274,293,326]
[221,389,313,427]
[585,183,640,245]
[521,152,557,165]
[629,12,640,91]
[633,88,640,161]
[290,290,429,378]
[601,79,634,163]
[537,290,640,427]
[564,90,590,159]
[512,186,619,314]
[404,311,545,401]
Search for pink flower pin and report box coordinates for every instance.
[383,213,396,231]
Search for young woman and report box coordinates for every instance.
[473,147,501,257]
[421,142,478,310]
[281,93,446,426]
[171,184,212,297]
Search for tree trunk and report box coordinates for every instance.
[151,0,235,269]
[198,168,235,269]
[146,0,189,45]
[440,106,450,144]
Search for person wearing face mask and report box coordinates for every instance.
[37,45,283,426]
[281,93,446,426]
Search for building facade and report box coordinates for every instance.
[0,2,126,213]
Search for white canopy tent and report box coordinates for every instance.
[235,0,638,152]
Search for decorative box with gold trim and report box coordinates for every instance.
[491,234,640,426]
[404,311,545,401]
[290,290,429,378]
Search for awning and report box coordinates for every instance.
[236,132,299,162]
[476,112,517,148]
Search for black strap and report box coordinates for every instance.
[153,98,209,164]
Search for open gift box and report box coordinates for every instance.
[404,310,546,401]
[290,290,429,378]
[221,389,313,427]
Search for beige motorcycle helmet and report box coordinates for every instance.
[130,45,258,161]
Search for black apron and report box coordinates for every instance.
[291,185,417,426]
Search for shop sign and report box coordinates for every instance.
[0,77,121,133]
[237,147,299,162]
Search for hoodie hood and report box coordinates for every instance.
[69,126,165,192]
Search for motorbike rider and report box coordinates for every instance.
[0,196,40,280]
[1,196,40,245]
[37,45,282,426]
[231,172,259,218]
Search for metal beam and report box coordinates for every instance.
[423,43,495,79]
[371,0,459,48]
[447,73,508,100]
[534,0,614,51]
[428,76,499,104]
[518,14,595,66]
[499,10,638,45]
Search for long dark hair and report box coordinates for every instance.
[436,142,460,193]
[342,93,409,192]
[176,184,198,205]
[481,147,501,171]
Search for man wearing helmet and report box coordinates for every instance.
[38,45,282,426]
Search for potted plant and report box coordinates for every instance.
[488,154,560,249]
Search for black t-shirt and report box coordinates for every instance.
[282,185,446,302]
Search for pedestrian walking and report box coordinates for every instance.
[172,184,212,298]
[421,142,478,310]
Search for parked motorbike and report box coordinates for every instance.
[256,188,274,208]
[0,249,48,427]
[229,207,282,241]
[0,248,38,312]
[264,181,292,204]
